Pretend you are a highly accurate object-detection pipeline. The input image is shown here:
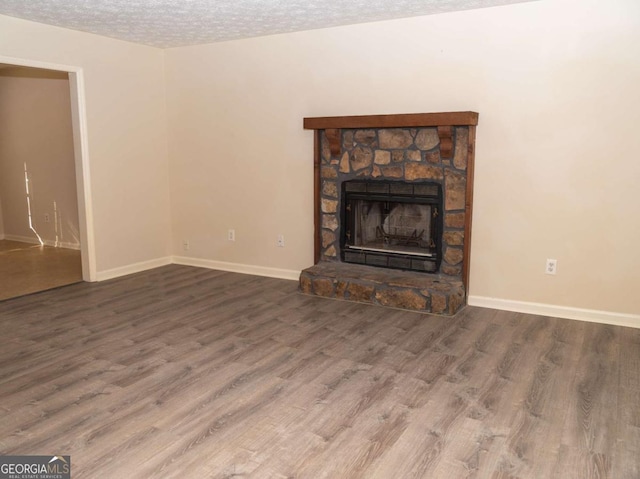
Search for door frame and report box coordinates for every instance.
[0,55,96,281]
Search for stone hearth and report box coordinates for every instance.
[301,112,478,315]
[300,262,464,315]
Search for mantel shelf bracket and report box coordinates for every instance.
[325,128,341,156]
[437,126,453,159]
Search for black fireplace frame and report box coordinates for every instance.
[340,180,443,273]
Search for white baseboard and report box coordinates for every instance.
[43,239,80,250]
[3,234,80,250]
[85,255,640,330]
[468,295,640,329]
[172,256,300,281]
[4,234,41,245]
[96,256,173,281]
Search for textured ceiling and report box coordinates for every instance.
[0,0,537,49]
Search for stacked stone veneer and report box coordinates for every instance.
[300,262,465,315]
[301,125,470,315]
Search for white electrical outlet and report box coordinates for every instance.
[228,229,235,241]
[277,234,285,247]
[44,213,50,223]
[546,259,557,275]
[182,240,189,251]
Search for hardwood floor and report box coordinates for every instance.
[0,265,637,478]
[0,239,82,301]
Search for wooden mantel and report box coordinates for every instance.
[304,112,478,158]
[303,111,478,130]
[303,111,479,290]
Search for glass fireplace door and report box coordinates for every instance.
[341,180,442,273]
[349,199,435,257]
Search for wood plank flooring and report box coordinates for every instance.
[0,239,82,301]
[0,265,637,478]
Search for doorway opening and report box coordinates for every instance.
[0,57,95,300]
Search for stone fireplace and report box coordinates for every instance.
[300,112,478,315]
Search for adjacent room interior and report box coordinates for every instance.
[0,0,638,477]
[0,65,83,300]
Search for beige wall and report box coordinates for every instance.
[0,67,79,248]
[0,14,171,273]
[165,0,640,315]
[0,0,637,318]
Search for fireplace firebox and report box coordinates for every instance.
[341,180,442,273]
